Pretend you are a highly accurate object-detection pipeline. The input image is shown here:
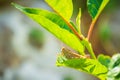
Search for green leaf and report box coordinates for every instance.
[109,54,120,69]
[56,53,108,80]
[12,3,85,54]
[107,54,120,80]
[107,65,120,80]
[87,0,109,20]
[76,8,81,34]
[45,0,73,21]
[12,3,72,33]
[97,54,111,68]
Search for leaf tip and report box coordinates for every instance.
[11,3,23,11]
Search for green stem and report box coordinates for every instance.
[88,43,96,59]
[83,39,96,59]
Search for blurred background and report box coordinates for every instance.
[0,0,120,80]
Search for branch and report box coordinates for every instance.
[87,20,96,40]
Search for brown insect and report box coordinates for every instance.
[61,47,90,59]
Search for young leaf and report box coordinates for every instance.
[108,54,120,70]
[87,0,109,20]
[45,0,73,21]
[107,54,120,80]
[97,54,111,68]
[12,3,85,55]
[56,52,108,80]
[76,8,81,34]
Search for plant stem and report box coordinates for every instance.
[86,19,98,59]
[88,43,96,59]
[83,39,96,59]
[87,20,96,40]
[65,21,84,40]
[58,14,84,41]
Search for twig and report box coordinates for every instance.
[87,20,96,40]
